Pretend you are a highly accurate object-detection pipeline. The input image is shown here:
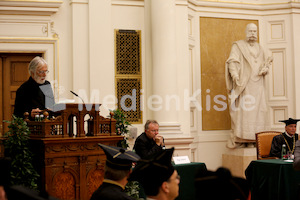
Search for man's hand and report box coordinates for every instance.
[31,108,42,118]
[154,134,164,146]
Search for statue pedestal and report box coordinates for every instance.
[222,148,256,178]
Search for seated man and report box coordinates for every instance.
[294,140,300,170]
[14,56,55,119]
[269,118,300,158]
[129,148,180,200]
[133,120,165,159]
[90,144,140,200]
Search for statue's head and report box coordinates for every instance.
[245,23,258,42]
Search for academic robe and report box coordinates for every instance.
[269,132,298,158]
[90,180,135,200]
[14,77,55,119]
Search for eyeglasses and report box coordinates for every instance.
[37,70,49,75]
[168,174,181,182]
[150,130,159,133]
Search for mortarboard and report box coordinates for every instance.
[129,148,175,195]
[279,118,300,126]
[99,143,140,170]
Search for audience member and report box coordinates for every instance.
[195,167,249,200]
[0,157,10,200]
[133,120,165,159]
[90,144,140,200]
[269,118,300,158]
[0,157,58,200]
[129,147,180,200]
[293,140,300,170]
[14,56,55,119]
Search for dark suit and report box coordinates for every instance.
[14,77,55,119]
[294,140,300,170]
[90,181,134,200]
[269,132,298,158]
[133,132,162,159]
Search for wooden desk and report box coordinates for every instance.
[31,135,123,200]
[245,159,300,200]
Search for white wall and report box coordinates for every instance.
[0,0,299,171]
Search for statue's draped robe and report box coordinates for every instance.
[225,40,269,148]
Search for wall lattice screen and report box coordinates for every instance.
[115,29,142,123]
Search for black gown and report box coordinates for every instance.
[269,132,298,158]
[90,180,135,200]
[133,132,162,159]
[14,77,55,119]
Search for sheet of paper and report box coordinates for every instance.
[173,156,190,164]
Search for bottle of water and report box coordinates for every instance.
[281,144,287,160]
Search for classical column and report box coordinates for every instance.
[148,0,182,135]
[70,0,90,100]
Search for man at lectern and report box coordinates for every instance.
[13,56,55,120]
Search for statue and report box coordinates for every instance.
[225,23,273,148]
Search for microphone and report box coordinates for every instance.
[70,90,85,104]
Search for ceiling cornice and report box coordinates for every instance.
[0,0,63,16]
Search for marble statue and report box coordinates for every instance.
[225,23,273,148]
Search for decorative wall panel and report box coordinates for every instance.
[269,21,285,42]
[200,17,258,130]
[0,22,48,37]
[116,78,142,123]
[272,106,288,127]
[270,49,286,98]
[115,29,142,123]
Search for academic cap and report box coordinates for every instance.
[99,143,140,170]
[279,118,300,126]
[129,148,175,189]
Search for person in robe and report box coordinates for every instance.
[133,120,165,159]
[225,23,273,148]
[13,56,55,120]
[129,147,180,200]
[293,140,300,170]
[90,144,140,200]
[269,118,300,158]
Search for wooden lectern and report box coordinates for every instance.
[23,103,123,200]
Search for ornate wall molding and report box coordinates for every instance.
[189,0,300,14]
[0,0,62,16]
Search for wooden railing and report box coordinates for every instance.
[23,103,116,138]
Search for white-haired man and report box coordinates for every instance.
[14,56,55,119]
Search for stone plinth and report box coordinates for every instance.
[222,148,256,178]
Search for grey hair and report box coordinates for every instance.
[145,120,159,131]
[28,56,48,75]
